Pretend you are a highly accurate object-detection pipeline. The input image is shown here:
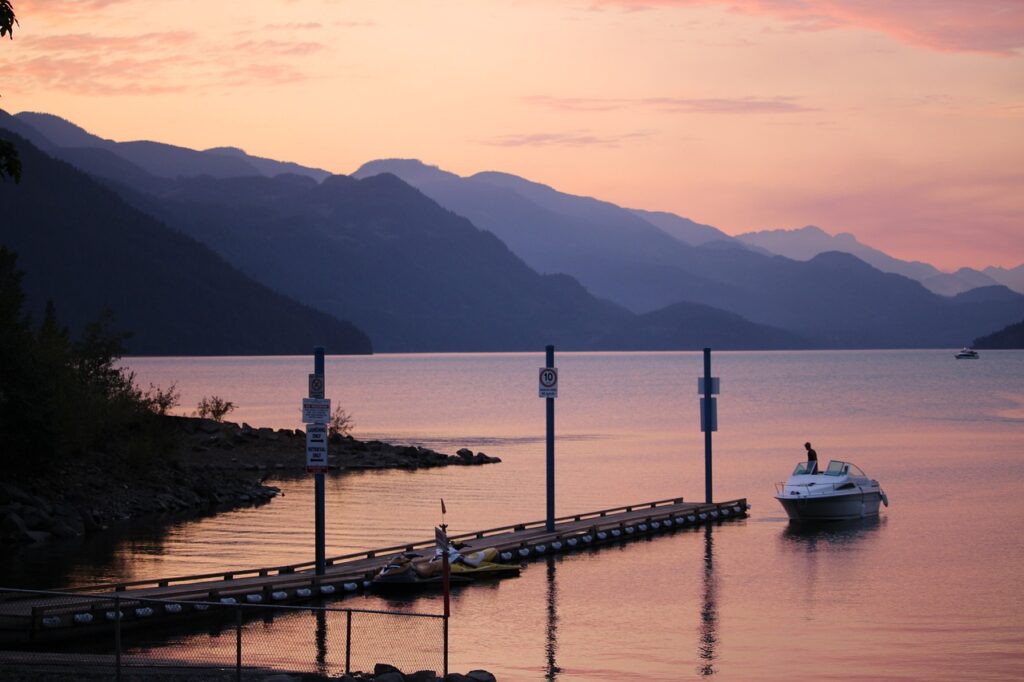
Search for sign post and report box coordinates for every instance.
[540,345,557,532]
[303,347,329,576]
[699,348,719,504]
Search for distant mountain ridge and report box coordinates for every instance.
[353,159,1024,347]
[0,133,371,355]
[5,110,1022,351]
[736,225,1020,296]
[9,110,332,182]
[115,166,801,351]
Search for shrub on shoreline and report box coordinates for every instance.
[0,247,179,475]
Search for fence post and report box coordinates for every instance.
[114,594,121,682]
[443,614,449,676]
[345,609,352,674]
[236,605,242,682]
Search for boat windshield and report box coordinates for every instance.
[791,461,817,475]
[824,460,866,477]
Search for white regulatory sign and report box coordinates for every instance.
[538,367,558,399]
[302,398,331,424]
[306,423,328,472]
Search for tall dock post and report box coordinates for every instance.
[699,347,719,504]
[314,347,326,575]
[539,345,558,532]
[299,346,331,574]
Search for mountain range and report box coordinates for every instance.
[736,225,1024,296]
[0,131,371,356]
[351,159,1024,347]
[2,109,1022,353]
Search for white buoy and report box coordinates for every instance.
[663,519,672,527]
[500,551,513,561]
[535,544,546,554]
[105,611,123,621]
[611,529,622,537]
[42,616,61,628]
[343,582,358,592]
[583,534,594,543]
[698,513,707,521]
[320,585,336,595]
[552,541,563,551]
[296,588,312,598]
[625,526,635,534]
[638,523,648,532]
[135,607,154,617]
[271,591,288,601]
[518,548,530,557]
[73,613,93,624]
[651,521,661,530]
[164,603,183,614]
[246,594,262,604]
[567,538,578,547]
[194,604,210,612]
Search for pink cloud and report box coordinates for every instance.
[588,0,1024,55]
[479,130,653,147]
[17,0,133,20]
[527,94,815,113]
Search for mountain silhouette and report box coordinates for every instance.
[0,133,371,355]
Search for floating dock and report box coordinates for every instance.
[0,496,747,642]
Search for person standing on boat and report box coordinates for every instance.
[804,442,818,472]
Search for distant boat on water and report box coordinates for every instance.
[955,347,979,359]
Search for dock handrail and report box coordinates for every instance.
[46,496,693,594]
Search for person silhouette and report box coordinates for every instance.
[804,442,818,473]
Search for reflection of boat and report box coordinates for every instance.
[775,460,888,521]
[372,546,520,592]
[955,347,979,359]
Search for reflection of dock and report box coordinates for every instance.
[0,496,747,642]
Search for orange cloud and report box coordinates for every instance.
[588,0,1024,55]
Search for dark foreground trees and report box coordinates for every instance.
[0,247,176,475]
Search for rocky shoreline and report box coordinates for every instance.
[0,416,500,548]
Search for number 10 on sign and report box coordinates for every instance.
[539,367,558,399]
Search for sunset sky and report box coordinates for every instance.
[3,0,1022,270]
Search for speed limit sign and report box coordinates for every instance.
[538,367,558,399]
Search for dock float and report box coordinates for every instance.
[0,496,747,642]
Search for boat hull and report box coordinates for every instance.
[775,490,882,521]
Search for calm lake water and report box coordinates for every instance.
[5,351,1024,680]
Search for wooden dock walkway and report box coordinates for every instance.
[0,496,747,642]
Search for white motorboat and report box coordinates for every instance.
[955,347,979,359]
[775,460,888,521]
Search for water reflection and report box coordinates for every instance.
[699,525,718,677]
[545,555,561,680]
[780,516,885,552]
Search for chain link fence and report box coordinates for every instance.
[0,587,447,679]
